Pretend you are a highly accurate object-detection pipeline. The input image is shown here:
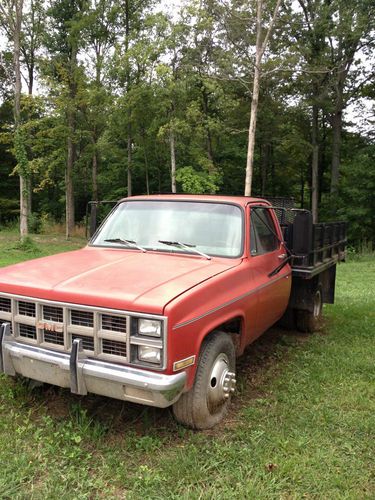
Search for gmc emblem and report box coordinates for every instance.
[37,322,63,333]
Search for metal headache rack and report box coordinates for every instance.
[263,197,296,225]
[263,197,347,278]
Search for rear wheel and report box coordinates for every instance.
[172,332,236,430]
[296,285,323,332]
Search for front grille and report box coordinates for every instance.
[72,334,94,351]
[102,314,127,333]
[102,339,126,357]
[0,298,11,312]
[43,305,63,323]
[18,301,36,317]
[0,295,164,365]
[19,323,37,339]
[43,329,64,345]
[71,310,94,328]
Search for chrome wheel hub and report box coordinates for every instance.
[313,290,322,318]
[207,353,236,410]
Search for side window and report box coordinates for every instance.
[250,208,279,255]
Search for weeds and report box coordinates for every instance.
[11,236,41,254]
[0,233,373,498]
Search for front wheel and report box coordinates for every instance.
[172,332,236,430]
[296,285,323,332]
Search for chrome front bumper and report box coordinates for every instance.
[0,323,185,408]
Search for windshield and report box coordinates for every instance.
[91,200,243,258]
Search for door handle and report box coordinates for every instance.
[278,253,287,259]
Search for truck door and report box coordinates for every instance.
[249,206,291,334]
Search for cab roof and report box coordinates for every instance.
[119,194,270,207]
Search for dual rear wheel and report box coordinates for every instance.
[296,285,323,333]
[279,284,324,333]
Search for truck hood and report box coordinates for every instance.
[0,247,240,314]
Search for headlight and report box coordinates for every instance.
[138,318,162,337]
[138,345,161,364]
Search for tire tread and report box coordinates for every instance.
[173,332,235,429]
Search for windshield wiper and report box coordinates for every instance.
[158,240,211,260]
[104,238,147,253]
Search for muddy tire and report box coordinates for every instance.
[296,285,323,333]
[172,332,236,430]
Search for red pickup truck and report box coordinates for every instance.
[0,195,346,429]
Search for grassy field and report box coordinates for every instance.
[0,231,374,499]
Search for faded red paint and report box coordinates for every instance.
[0,195,292,389]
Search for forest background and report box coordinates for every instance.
[0,0,374,247]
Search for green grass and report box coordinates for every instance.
[0,230,85,267]
[0,231,374,499]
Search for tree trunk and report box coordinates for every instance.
[311,103,319,223]
[27,60,33,215]
[158,167,161,193]
[261,143,269,196]
[244,0,263,197]
[65,39,77,239]
[13,0,28,239]
[244,0,282,196]
[143,139,149,195]
[66,109,75,238]
[300,165,304,209]
[124,0,132,197]
[19,175,28,237]
[330,109,342,196]
[27,34,34,223]
[92,149,98,201]
[170,129,176,193]
[28,65,34,95]
[244,58,260,196]
[27,178,32,212]
[329,5,357,198]
[201,85,214,171]
[127,129,132,197]
[319,118,327,204]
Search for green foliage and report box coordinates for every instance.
[13,127,29,178]
[0,198,19,223]
[0,0,373,246]
[27,212,42,233]
[338,144,375,245]
[176,166,221,194]
[11,236,40,254]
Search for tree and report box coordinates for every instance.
[0,0,29,238]
[81,0,118,201]
[45,0,87,238]
[20,0,44,95]
[288,0,333,221]
[108,0,155,197]
[326,0,375,198]
[244,0,282,196]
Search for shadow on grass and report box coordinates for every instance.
[7,326,317,439]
